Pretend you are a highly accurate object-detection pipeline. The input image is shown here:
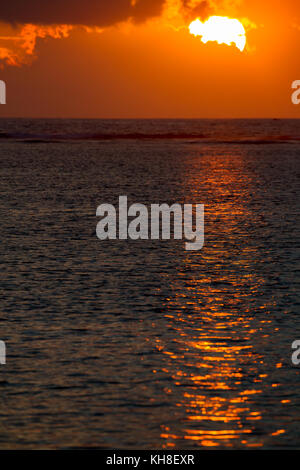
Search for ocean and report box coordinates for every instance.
[0,118,299,449]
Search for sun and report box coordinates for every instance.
[189,16,246,52]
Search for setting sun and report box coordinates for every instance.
[189,16,246,52]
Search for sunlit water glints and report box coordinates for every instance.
[0,118,300,449]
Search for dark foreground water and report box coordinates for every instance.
[0,119,299,449]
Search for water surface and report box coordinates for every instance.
[0,119,299,449]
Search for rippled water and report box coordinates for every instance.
[0,119,300,449]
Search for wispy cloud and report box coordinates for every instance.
[0,0,167,66]
[0,23,72,66]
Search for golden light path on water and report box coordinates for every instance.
[153,147,283,448]
[189,16,246,51]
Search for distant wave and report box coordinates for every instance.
[0,131,300,144]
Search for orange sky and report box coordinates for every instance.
[0,0,299,118]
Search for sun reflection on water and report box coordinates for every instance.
[155,148,278,448]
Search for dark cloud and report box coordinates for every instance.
[181,1,211,21]
[0,0,166,26]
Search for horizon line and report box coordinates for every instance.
[0,116,299,120]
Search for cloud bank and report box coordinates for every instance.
[0,0,257,66]
[0,0,169,66]
[0,0,166,26]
